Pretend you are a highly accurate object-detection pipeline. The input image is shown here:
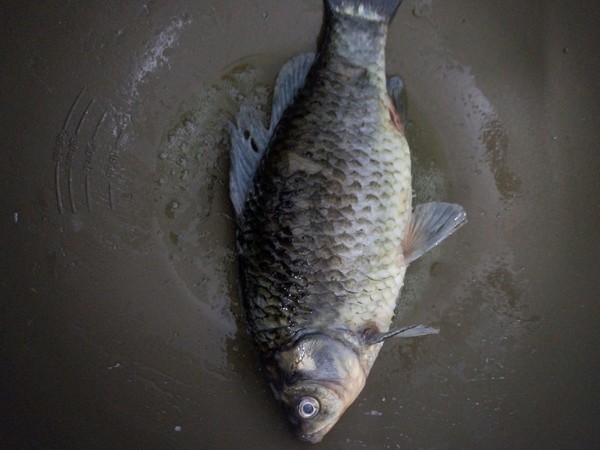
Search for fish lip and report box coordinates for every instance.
[296,425,332,444]
[294,414,338,443]
[298,432,323,444]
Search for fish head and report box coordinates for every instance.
[271,333,367,443]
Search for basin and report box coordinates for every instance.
[2,1,599,448]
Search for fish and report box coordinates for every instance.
[228,0,466,443]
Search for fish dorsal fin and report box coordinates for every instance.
[363,324,440,346]
[228,105,270,216]
[269,52,316,130]
[403,202,467,264]
[228,53,315,217]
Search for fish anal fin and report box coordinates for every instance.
[403,202,467,265]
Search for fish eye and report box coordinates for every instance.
[297,397,320,419]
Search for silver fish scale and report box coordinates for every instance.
[238,15,411,360]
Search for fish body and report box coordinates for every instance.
[229,0,466,443]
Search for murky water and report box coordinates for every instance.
[2,0,599,448]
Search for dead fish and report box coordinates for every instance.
[228,0,466,443]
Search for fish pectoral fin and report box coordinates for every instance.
[402,202,467,264]
[269,53,316,130]
[363,324,440,345]
[228,105,270,216]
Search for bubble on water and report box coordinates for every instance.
[169,231,180,246]
[176,156,188,167]
[480,116,522,200]
[412,0,434,19]
[395,104,452,319]
[412,160,446,204]
[165,199,180,219]
[154,59,275,340]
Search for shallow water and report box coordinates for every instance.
[2,0,599,448]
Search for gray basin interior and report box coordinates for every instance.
[2,0,599,448]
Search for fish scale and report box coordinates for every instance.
[239,18,410,359]
[230,0,466,442]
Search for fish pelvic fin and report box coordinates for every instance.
[386,75,406,131]
[402,202,467,264]
[326,0,404,23]
[363,324,440,345]
[229,53,315,217]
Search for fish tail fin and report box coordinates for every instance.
[326,0,404,23]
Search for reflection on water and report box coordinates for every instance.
[481,116,522,201]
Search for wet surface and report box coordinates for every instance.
[1,0,599,448]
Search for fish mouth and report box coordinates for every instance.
[296,423,335,444]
